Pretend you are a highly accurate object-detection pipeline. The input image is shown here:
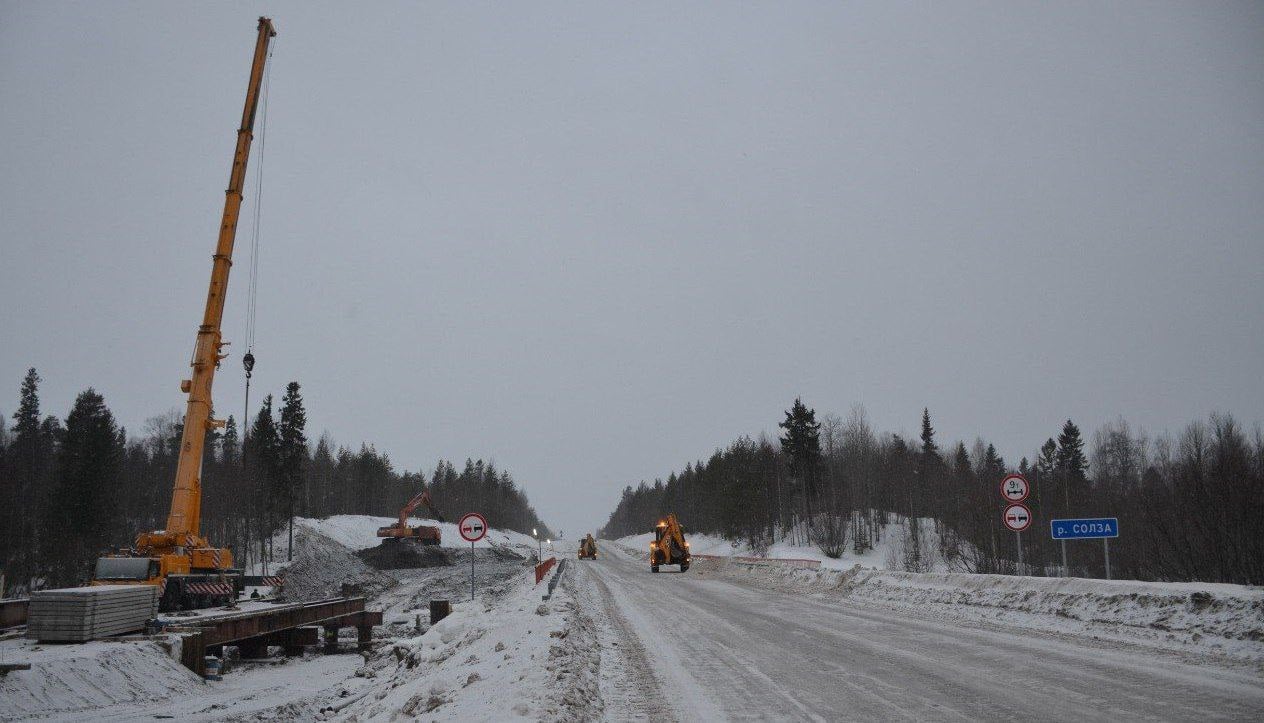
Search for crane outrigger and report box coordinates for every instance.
[92,18,277,610]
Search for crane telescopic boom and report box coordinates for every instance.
[94,18,277,610]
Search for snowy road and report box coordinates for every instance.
[576,543,1264,722]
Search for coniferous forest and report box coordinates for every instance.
[599,399,1264,585]
[0,368,552,594]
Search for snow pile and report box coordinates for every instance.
[337,566,600,721]
[0,638,201,719]
[615,531,740,557]
[285,515,538,555]
[695,557,1264,664]
[277,527,398,602]
[616,515,958,572]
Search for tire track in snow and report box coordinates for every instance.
[572,554,677,722]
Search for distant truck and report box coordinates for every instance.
[649,514,690,573]
[578,534,598,559]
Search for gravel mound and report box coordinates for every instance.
[278,528,397,602]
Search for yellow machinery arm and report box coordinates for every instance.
[649,513,691,572]
[136,17,276,562]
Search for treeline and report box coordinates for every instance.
[0,368,552,594]
[599,399,1264,585]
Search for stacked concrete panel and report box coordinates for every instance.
[26,585,159,642]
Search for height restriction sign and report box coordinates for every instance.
[1000,474,1030,503]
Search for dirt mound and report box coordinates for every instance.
[358,543,454,570]
[278,528,397,602]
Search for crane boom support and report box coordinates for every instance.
[165,17,275,538]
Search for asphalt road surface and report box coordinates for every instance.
[572,543,1264,722]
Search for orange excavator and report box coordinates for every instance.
[91,18,277,611]
[377,491,445,545]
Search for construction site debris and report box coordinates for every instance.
[278,529,396,603]
[357,543,453,570]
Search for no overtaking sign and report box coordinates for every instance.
[459,513,487,543]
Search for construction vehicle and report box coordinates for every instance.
[578,534,598,559]
[377,490,445,545]
[649,514,690,573]
[91,18,277,611]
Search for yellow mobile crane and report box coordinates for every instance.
[92,18,277,610]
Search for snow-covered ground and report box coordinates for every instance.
[616,525,1264,667]
[4,514,1262,721]
[255,515,540,572]
[616,514,956,571]
[0,515,579,722]
[575,542,1264,721]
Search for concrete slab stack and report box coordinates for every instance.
[25,585,159,642]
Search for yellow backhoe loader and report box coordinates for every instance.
[649,514,690,573]
[578,534,598,559]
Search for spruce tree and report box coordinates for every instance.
[277,382,308,558]
[918,408,944,531]
[247,395,281,562]
[7,369,55,587]
[779,397,821,530]
[1056,420,1089,514]
[220,415,240,466]
[45,389,123,584]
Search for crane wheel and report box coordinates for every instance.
[651,565,659,573]
[680,564,689,573]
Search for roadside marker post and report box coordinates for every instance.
[459,512,488,602]
[1050,518,1119,579]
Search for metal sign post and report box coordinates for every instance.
[1104,538,1111,580]
[1000,475,1031,575]
[458,512,488,602]
[1002,502,1032,575]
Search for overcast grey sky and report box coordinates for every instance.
[2,1,1261,536]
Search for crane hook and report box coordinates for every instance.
[243,351,255,379]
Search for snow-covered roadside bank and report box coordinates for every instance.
[0,638,200,720]
[615,514,953,572]
[1,517,576,722]
[334,560,600,721]
[693,557,1264,668]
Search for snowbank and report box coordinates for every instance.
[339,565,600,721]
[695,557,1264,665]
[0,638,201,719]
[615,514,955,572]
[278,515,538,557]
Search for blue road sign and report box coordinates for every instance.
[1051,518,1119,540]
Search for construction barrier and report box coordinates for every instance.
[534,556,557,584]
[0,598,29,630]
[694,554,822,570]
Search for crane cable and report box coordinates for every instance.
[242,39,274,428]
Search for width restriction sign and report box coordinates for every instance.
[459,512,488,543]
[1000,474,1030,502]
[1002,503,1032,532]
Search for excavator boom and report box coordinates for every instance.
[377,489,444,545]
